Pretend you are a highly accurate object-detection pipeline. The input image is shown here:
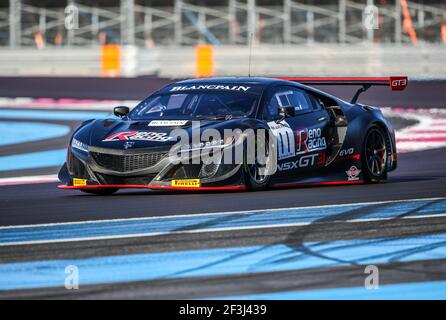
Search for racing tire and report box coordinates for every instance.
[361,126,388,184]
[80,188,119,195]
[243,133,271,190]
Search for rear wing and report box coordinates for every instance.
[279,76,408,104]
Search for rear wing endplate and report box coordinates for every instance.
[279,76,408,104]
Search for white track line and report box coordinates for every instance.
[2,211,446,247]
[0,98,139,111]
[1,196,444,230]
[0,174,59,186]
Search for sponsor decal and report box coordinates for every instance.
[277,153,318,171]
[267,121,295,160]
[389,76,407,91]
[73,178,87,186]
[170,85,251,92]
[171,179,201,188]
[71,138,88,153]
[103,131,172,142]
[346,166,361,181]
[339,147,355,157]
[148,120,188,127]
[296,128,327,154]
[268,123,327,161]
[123,141,135,149]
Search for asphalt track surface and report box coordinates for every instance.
[0,80,445,299]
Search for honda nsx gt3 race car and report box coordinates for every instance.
[58,76,407,194]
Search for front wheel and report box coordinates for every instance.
[80,188,119,195]
[362,126,388,183]
[243,134,271,190]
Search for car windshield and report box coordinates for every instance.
[129,91,259,120]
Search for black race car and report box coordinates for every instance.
[58,76,407,194]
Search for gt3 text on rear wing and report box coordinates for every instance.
[280,76,408,104]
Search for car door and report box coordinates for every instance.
[262,85,331,174]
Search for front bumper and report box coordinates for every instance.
[58,146,245,191]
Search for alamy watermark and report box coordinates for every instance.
[65,265,79,290]
[166,125,277,175]
[363,5,379,30]
[102,124,283,175]
[364,265,379,289]
[65,4,79,30]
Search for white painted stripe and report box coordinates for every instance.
[0,104,113,111]
[381,108,446,153]
[397,142,446,147]
[1,196,444,230]
[2,211,446,247]
[0,98,139,111]
[397,133,446,138]
[0,174,59,186]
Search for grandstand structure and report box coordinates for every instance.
[1,0,446,47]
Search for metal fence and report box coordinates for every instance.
[1,0,446,47]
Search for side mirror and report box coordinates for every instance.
[114,106,130,118]
[278,106,295,118]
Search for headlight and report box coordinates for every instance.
[71,138,89,153]
[187,136,235,151]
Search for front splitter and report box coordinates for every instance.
[58,184,247,191]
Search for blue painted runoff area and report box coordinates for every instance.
[0,149,66,171]
[215,281,446,300]
[0,110,109,121]
[1,198,445,245]
[1,232,446,290]
[0,121,70,146]
[0,110,111,171]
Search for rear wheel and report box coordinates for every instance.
[243,134,271,190]
[80,188,119,195]
[362,126,388,183]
